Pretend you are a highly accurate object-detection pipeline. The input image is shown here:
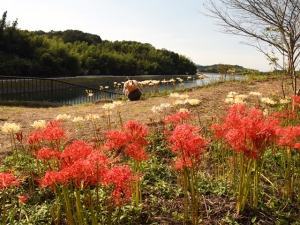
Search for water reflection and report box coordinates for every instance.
[0,73,244,105]
[69,73,244,104]
[101,73,243,93]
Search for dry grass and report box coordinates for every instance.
[0,77,292,160]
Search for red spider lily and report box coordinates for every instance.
[294,143,300,150]
[276,126,300,149]
[18,195,27,203]
[42,121,66,143]
[124,120,148,137]
[104,165,137,207]
[0,172,20,189]
[292,95,300,107]
[47,120,62,128]
[40,170,69,189]
[84,151,111,186]
[64,159,98,187]
[271,110,299,124]
[163,111,191,125]
[27,130,44,145]
[40,143,111,189]
[60,140,93,167]
[104,121,149,161]
[125,143,149,161]
[40,151,136,207]
[104,130,127,150]
[173,157,193,170]
[36,147,61,162]
[211,104,279,159]
[62,152,110,188]
[27,120,66,146]
[167,123,207,170]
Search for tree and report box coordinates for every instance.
[0,11,7,37]
[204,0,300,94]
[217,64,232,79]
[0,11,197,77]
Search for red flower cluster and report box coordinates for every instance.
[18,195,27,203]
[272,110,299,124]
[36,147,61,162]
[167,123,207,170]
[163,111,191,125]
[39,139,136,206]
[104,121,149,161]
[60,140,94,167]
[276,126,300,150]
[0,172,20,190]
[27,130,44,145]
[27,120,66,150]
[211,104,279,159]
[292,95,300,107]
[104,165,137,206]
[41,153,109,188]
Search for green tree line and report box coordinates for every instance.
[0,11,197,77]
[197,64,252,74]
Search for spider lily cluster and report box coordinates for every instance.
[1,91,300,224]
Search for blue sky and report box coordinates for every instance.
[3,0,271,71]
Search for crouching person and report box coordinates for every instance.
[123,78,142,101]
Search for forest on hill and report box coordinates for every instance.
[197,64,254,74]
[0,11,197,78]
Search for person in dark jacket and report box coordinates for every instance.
[123,78,142,101]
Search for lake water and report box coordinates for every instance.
[64,73,244,104]
[0,73,244,105]
[67,73,243,92]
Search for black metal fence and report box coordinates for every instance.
[0,76,123,105]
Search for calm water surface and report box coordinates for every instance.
[0,73,244,105]
[67,73,243,91]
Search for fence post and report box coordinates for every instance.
[50,79,53,102]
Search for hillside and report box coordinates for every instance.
[197,64,257,74]
[0,11,197,77]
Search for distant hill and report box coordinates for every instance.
[0,11,197,77]
[197,64,254,74]
[32,29,102,45]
